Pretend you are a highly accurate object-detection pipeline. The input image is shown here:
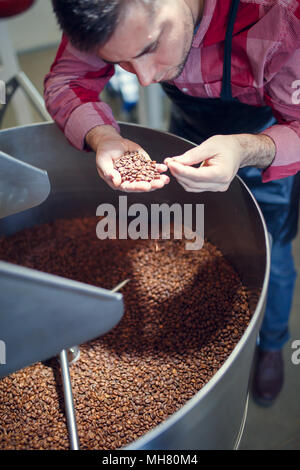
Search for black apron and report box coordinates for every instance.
[161,0,300,244]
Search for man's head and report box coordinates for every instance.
[52,0,203,85]
[52,0,159,53]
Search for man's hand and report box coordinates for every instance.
[164,134,276,192]
[86,125,169,192]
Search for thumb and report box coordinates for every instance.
[165,147,205,165]
[97,152,115,179]
[165,140,215,165]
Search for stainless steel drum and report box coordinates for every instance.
[0,122,270,450]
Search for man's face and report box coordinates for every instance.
[98,0,196,86]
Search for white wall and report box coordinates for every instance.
[4,0,61,53]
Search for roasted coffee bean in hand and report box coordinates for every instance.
[114,150,161,183]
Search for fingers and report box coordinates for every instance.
[120,174,170,193]
[171,166,231,192]
[167,159,224,182]
[96,152,116,182]
[156,163,168,173]
[111,169,122,186]
[135,147,151,161]
[171,165,230,191]
[125,145,169,174]
[97,165,170,193]
[176,178,229,193]
[164,145,210,167]
[165,156,234,192]
[96,167,118,190]
[96,135,241,194]
[167,160,202,182]
[96,137,170,193]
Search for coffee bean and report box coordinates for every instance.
[114,150,161,183]
[0,217,253,450]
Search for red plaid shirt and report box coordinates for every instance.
[44,0,300,182]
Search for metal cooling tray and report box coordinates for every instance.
[0,149,51,218]
[0,261,124,378]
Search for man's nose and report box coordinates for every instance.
[120,57,157,87]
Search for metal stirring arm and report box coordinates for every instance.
[59,349,80,450]
[59,279,130,450]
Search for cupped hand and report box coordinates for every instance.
[95,133,169,192]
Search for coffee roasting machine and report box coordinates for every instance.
[0,121,270,450]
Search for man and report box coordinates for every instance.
[45,0,300,406]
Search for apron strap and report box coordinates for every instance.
[221,0,240,102]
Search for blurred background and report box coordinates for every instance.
[0,0,170,131]
[0,0,299,450]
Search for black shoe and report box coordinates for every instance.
[252,347,284,407]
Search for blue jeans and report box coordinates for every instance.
[237,167,299,351]
[258,241,297,351]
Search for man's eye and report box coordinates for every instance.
[148,41,159,54]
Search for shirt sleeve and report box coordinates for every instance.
[260,5,300,182]
[44,35,120,150]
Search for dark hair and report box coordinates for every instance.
[52,0,156,52]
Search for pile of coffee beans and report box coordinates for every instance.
[114,151,161,183]
[0,216,252,450]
